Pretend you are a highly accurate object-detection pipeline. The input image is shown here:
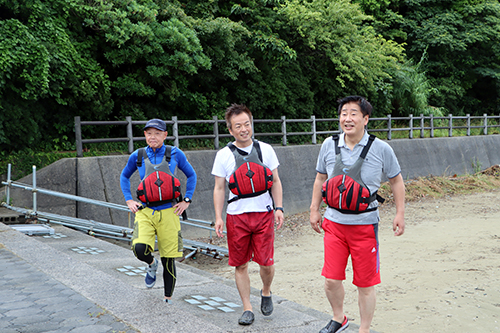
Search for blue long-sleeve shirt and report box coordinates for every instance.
[120,144,197,210]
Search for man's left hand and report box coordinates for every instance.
[393,214,405,236]
[174,201,190,216]
[274,210,284,230]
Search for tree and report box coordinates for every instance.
[398,0,500,114]
[0,1,112,152]
[391,51,436,117]
[0,0,217,152]
[279,0,405,116]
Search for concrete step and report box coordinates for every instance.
[0,206,25,224]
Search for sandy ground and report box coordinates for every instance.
[187,190,500,333]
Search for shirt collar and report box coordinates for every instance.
[338,131,369,148]
[146,144,165,156]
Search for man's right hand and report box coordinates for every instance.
[126,200,143,213]
[309,210,323,234]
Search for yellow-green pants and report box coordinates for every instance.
[131,207,183,258]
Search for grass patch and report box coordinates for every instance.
[378,165,500,204]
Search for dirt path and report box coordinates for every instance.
[186,190,500,333]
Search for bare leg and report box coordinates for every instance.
[358,286,376,333]
[259,264,274,296]
[235,262,252,311]
[324,278,345,323]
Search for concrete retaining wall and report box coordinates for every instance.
[4,135,500,231]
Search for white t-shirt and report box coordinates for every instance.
[211,140,280,215]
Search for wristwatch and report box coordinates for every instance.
[275,207,284,213]
[184,197,192,203]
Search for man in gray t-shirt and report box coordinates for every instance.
[310,96,405,333]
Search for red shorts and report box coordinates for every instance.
[321,218,380,287]
[226,211,275,267]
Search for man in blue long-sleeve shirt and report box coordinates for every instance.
[120,118,197,303]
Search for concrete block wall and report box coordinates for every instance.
[4,135,500,232]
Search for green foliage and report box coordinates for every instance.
[352,0,406,41]
[391,51,434,116]
[2,0,499,158]
[0,143,129,182]
[279,0,405,116]
[398,0,500,114]
[179,0,315,119]
[0,0,113,152]
[0,149,77,181]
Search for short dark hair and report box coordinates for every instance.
[337,96,372,117]
[225,104,252,130]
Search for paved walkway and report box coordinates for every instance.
[0,248,137,333]
[0,221,376,333]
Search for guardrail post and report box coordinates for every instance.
[6,164,11,205]
[420,114,424,138]
[387,115,392,140]
[448,114,453,137]
[172,116,179,147]
[75,116,83,157]
[32,166,37,213]
[483,113,488,135]
[430,114,434,138]
[281,116,287,146]
[311,116,316,144]
[466,114,470,136]
[126,116,133,154]
[409,114,413,139]
[251,117,255,140]
[213,116,219,150]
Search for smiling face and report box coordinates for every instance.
[228,112,253,148]
[144,128,168,150]
[339,101,369,142]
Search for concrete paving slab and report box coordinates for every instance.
[0,222,376,332]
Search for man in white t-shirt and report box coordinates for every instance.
[212,104,284,326]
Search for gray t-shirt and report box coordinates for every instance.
[316,132,401,225]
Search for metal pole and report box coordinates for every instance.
[484,113,488,135]
[4,203,228,257]
[187,217,214,226]
[32,166,37,213]
[448,114,453,137]
[6,164,11,204]
[2,181,130,212]
[213,116,219,150]
[172,116,179,147]
[311,116,316,144]
[430,114,434,138]
[467,114,470,136]
[420,114,424,138]
[126,116,134,154]
[409,114,413,139]
[251,117,255,140]
[181,220,217,232]
[75,116,83,157]
[387,115,392,140]
[281,116,287,146]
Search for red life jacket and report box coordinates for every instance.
[322,134,384,214]
[136,147,181,206]
[227,140,273,204]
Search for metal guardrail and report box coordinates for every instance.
[75,113,500,157]
[1,164,228,260]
